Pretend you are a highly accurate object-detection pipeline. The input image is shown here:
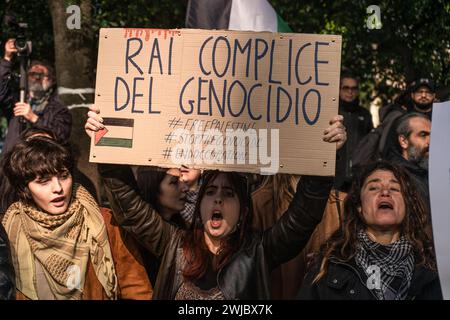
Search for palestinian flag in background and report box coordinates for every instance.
[94,117,134,148]
[186,0,292,32]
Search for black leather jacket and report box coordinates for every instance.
[0,223,15,300]
[99,164,333,299]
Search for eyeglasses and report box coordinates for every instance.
[28,72,49,80]
[341,85,359,92]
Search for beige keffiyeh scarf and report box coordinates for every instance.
[2,184,118,300]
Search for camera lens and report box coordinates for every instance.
[14,37,28,52]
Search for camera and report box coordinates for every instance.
[3,13,32,56]
[13,23,30,54]
[3,12,32,104]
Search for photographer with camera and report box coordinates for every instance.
[0,38,72,155]
[0,39,16,120]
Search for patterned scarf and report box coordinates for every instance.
[179,189,198,225]
[2,184,118,300]
[355,230,414,300]
[29,88,53,115]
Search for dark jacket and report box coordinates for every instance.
[99,164,333,300]
[352,104,406,168]
[298,256,442,300]
[0,59,13,121]
[2,90,72,154]
[0,222,15,300]
[335,100,373,191]
[387,149,429,201]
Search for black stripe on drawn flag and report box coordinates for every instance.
[94,117,134,148]
[102,117,134,127]
[185,0,232,29]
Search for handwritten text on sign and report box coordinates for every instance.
[90,28,342,175]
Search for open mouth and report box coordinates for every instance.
[51,196,65,206]
[211,210,223,228]
[378,201,394,210]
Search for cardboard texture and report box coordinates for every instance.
[90,28,342,175]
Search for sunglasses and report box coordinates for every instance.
[341,85,359,92]
[28,72,49,80]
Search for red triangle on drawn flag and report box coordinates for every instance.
[94,127,108,145]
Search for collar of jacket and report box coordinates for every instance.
[387,149,428,177]
[339,98,360,113]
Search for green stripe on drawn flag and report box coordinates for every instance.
[94,117,134,148]
[228,0,292,32]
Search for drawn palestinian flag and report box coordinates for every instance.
[186,0,292,33]
[94,117,134,148]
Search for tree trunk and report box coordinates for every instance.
[48,0,95,93]
[47,0,102,203]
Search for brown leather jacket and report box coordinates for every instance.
[16,208,153,300]
[99,164,333,300]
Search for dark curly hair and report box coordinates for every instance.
[2,136,74,204]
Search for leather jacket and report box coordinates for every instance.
[0,223,15,300]
[99,164,333,299]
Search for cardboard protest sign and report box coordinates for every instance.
[90,28,342,175]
